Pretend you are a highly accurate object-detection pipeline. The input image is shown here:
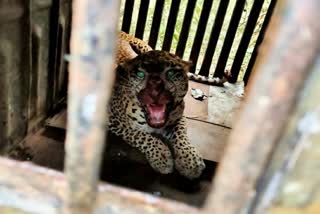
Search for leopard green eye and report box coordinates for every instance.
[136,69,145,79]
[166,69,175,80]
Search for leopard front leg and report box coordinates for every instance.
[110,125,174,174]
[171,118,205,179]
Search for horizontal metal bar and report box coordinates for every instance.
[64,0,120,213]
[0,158,198,214]
[0,158,64,213]
[204,0,320,213]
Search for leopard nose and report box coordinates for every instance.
[149,77,162,85]
[150,89,161,98]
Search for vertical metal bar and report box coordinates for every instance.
[213,0,246,78]
[64,0,119,213]
[135,0,150,39]
[189,0,214,74]
[162,0,181,51]
[244,0,277,85]
[251,61,320,213]
[121,0,135,33]
[198,0,230,76]
[148,0,165,48]
[47,0,61,111]
[229,0,265,83]
[175,0,197,57]
[204,0,320,213]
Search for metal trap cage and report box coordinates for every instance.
[0,0,319,213]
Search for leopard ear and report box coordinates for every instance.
[116,62,129,77]
[182,60,193,71]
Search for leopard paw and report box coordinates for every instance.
[174,148,205,179]
[146,143,174,174]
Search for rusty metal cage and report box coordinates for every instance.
[0,0,320,213]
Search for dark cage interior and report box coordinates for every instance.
[0,0,276,209]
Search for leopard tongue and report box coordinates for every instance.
[146,104,166,127]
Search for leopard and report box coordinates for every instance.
[108,32,206,179]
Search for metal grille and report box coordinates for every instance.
[121,0,275,84]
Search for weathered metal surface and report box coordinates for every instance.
[251,56,320,214]
[0,0,72,153]
[199,0,230,76]
[213,0,246,78]
[63,0,120,213]
[204,0,320,213]
[49,0,72,110]
[29,0,55,129]
[0,0,30,151]
[0,1,25,23]
[229,0,265,83]
[0,157,199,214]
[244,0,277,85]
[0,158,64,213]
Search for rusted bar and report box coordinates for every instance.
[135,0,150,39]
[162,0,181,51]
[204,0,320,213]
[0,0,30,150]
[252,56,320,213]
[48,0,61,111]
[0,158,198,214]
[64,0,120,213]
[148,0,165,48]
[0,158,64,213]
[198,0,230,76]
[229,0,264,83]
[175,0,196,57]
[189,0,214,74]
[96,183,199,214]
[121,0,135,33]
[213,0,246,78]
[244,0,277,85]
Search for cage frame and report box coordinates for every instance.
[0,0,319,213]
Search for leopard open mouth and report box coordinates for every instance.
[144,103,170,128]
[137,75,174,128]
[138,92,173,128]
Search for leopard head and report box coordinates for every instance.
[117,50,191,128]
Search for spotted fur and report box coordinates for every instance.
[110,36,206,179]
